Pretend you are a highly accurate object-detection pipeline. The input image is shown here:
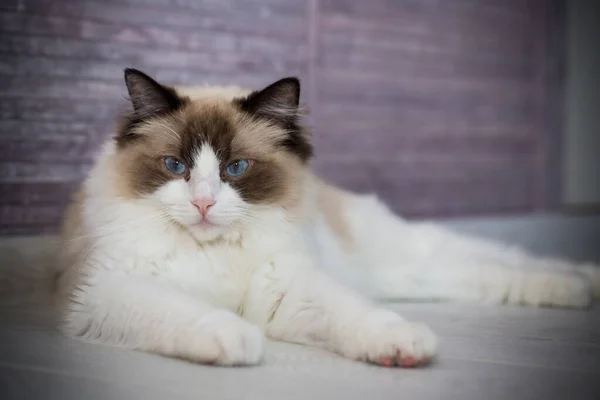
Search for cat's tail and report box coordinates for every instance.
[0,235,61,305]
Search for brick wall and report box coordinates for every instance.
[0,0,566,235]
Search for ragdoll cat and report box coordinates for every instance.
[52,68,599,368]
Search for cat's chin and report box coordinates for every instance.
[191,219,217,229]
[184,221,236,244]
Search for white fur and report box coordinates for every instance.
[13,85,591,367]
[151,144,244,242]
[334,194,597,308]
[57,140,443,367]
[55,137,600,368]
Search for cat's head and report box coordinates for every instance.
[112,68,312,242]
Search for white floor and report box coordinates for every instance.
[1,302,599,400]
[1,214,599,399]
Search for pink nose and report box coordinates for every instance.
[191,198,216,217]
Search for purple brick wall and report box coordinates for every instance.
[0,0,566,235]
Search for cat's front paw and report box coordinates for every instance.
[354,310,438,368]
[193,311,264,366]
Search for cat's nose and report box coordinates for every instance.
[191,197,216,217]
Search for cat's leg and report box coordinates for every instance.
[60,272,264,365]
[244,262,437,367]
[342,192,598,308]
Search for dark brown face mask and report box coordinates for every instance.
[113,68,313,204]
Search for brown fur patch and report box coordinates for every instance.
[315,179,356,252]
[114,114,190,197]
[117,68,190,147]
[233,77,313,162]
[114,86,311,209]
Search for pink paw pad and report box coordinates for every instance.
[400,356,416,368]
[379,357,394,367]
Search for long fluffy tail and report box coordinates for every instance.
[0,235,61,305]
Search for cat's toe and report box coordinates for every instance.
[361,310,438,368]
[483,269,593,309]
[196,311,265,366]
[551,273,593,308]
[523,272,592,309]
[578,263,600,299]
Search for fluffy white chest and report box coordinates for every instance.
[119,243,250,312]
[92,218,315,315]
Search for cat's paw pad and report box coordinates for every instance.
[359,310,437,368]
[194,311,264,366]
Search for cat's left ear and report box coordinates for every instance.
[236,77,312,161]
[238,77,301,126]
[124,68,184,120]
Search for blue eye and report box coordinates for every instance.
[164,157,187,175]
[225,160,250,177]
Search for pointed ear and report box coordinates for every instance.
[236,77,312,162]
[123,68,184,120]
[239,77,301,124]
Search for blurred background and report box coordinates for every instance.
[0,0,598,236]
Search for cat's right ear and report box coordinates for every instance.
[123,68,185,120]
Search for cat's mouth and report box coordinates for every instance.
[192,218,217,228]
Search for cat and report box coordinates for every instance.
[42,68,599,368]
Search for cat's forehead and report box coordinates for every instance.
[191,145,221,179]
[177,102,238,166]
[147,99,287,166]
